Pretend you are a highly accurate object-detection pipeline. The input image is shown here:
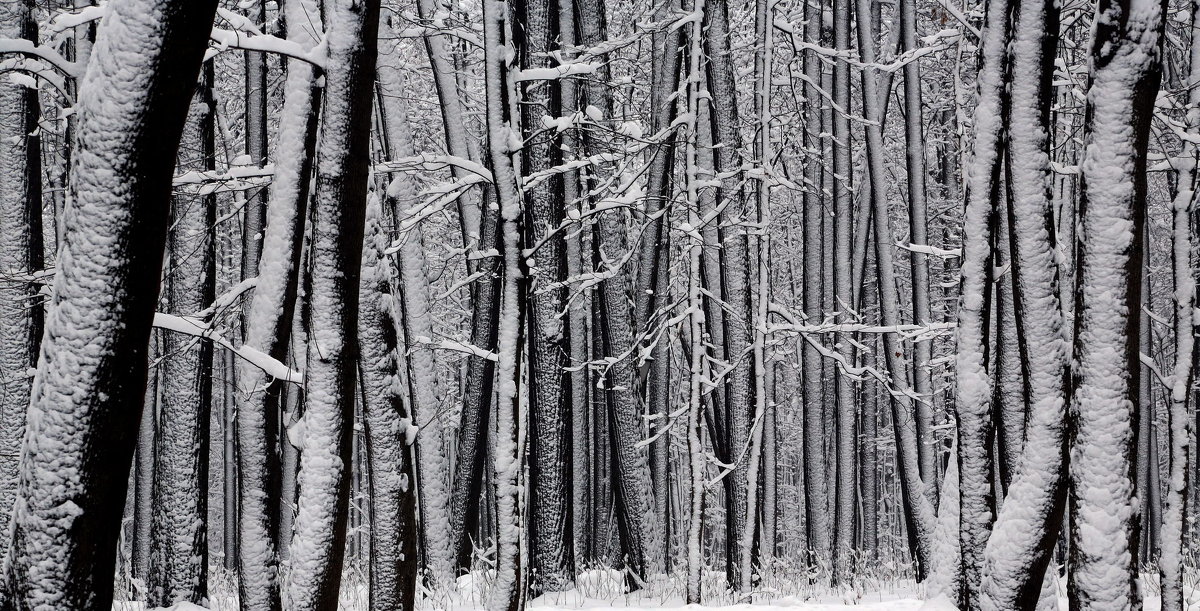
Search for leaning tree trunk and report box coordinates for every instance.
[1068,0,1166,605]
[0,0,43,553]
[853,0,936,574]
[236,0,322,606]
[954,0,1009,604]
[149,64,217,607]
[282,0,378,607]
[577,0,661,583]
[1,0,217,605]
[979,0,1068,604]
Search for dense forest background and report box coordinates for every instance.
[0,0,1195,608]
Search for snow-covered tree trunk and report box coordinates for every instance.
[375,26,454,589]
[978,0,1068,603]
[282,0,378,606]
[1,0,217,605]
[703,0,754,588]
[801,0,831,569]
[236,0,322,605]
[149,65,218,606]
[684,1,707,597]
[1158,3,1199,605]
[1068,0,1166,604]
[0,0,42,553]
[899,0,937,491]
[830,0,858,583]
[515,0,572,592]
[482,0,525,607]
[954,0,1009,602]
[358,195,418,611]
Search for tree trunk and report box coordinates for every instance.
[2,0,217,604]
[358,196,418,611]
[1068,0,1165,604]
[236,0,322,605]
[149,64,217,606]
[954,0,1009,603]
[375,26,454,589]
[0,0,43,553]
[282,0,379,606]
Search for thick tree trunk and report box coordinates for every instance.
[515,0,573,592]
[282,0,379,607]
[1,0,217,605]
[236,0,322,605]
[954,0,1010,603]
[1068,0,1165,605]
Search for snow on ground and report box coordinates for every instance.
[112,567,1197,610]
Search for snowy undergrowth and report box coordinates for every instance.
[111,563,1199,610]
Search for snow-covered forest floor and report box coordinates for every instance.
[112,567,1199,611]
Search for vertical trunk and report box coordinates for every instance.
[1159,3,1200,606]
[557,0,591,569]
[375,27,454,589]
[482,0,525,606]
[830,0,857,582]
[237,0,322,605]
[282,0,379,606]
[2,0,217,604]
[242,0,268,287]
[684,1,707,596]
[801,0,831,569]
[223,352,238,570]
[359,196,418,611]
[132,339,158,586]
[1067,0,1165,604]
[703,0,753,587]
[992,221,1025,493]
[516,0,573,592]
[899,0,937,490]
[150,64,217,606]
[739,0,774,589]
[0,0,42,551]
